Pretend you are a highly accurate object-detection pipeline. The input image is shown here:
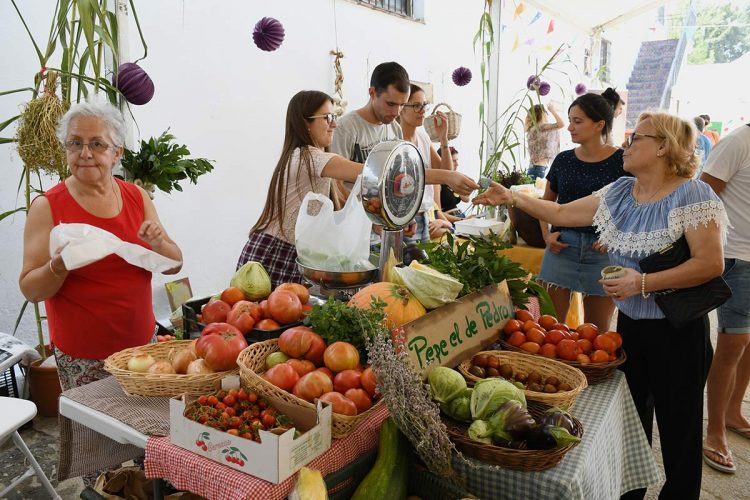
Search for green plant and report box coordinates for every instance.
[2,0,147,358]
[119,130,214,194]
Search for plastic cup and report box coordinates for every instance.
[601,265,625,280]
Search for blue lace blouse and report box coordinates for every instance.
[593,176,728,320]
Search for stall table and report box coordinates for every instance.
[60,370,659,500]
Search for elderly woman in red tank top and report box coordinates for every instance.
[19,100,183,391]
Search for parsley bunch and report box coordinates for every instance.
[303,297,388,363]
[419,232,533,309]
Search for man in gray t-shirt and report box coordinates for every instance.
[331,62,411,246]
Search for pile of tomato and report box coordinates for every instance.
[183,388,293,442]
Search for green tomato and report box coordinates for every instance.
[265,352,290,370]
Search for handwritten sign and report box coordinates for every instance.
[402,282,514,376]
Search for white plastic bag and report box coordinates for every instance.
[49,223,181,273]
[295,175,373,271]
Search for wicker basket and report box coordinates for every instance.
[498,340,626,385]
[445,402,583,471]
[237,339,383,439]
[458,350,587,409]
[423,103,462,142]
[104,340,237,397]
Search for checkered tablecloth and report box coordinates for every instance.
[144,403,388,500]
[452,370,662,499]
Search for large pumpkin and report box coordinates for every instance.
[349,282,426,327]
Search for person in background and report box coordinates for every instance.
[602,87,625,146]
[474,111,726,499]
[537,91,629,330]
[701,121,750,475]
[525,102,563,180]
[19,100,183,392]
[238,90,479,286]
[693,116,713,174]
[438,146,470,222]
[397,83,454,243]
[701,114,721,145]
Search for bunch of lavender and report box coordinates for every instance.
[361,320,459,482]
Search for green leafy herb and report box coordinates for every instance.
[303,297,387,362]
[119,129,214,194]
[419,231,543,309]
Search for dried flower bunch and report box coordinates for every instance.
[15,71,69,180]
[361,317,459,482]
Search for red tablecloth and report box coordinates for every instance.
[144,404,388,500]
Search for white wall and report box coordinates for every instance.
[1,0,494,347]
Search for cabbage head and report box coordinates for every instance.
[440,388,472,422]
[428,366,467,404]
[467,420,492,444]
[470,378,527,420]
[230,261,272,301]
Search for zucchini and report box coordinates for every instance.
[352,417,410,500]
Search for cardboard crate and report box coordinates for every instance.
[170,381,332,483]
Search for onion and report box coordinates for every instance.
[170,348,198,374]
[148,360,176,374]
[186,358,213,375]
[127,352,156,372]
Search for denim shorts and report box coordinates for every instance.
[527,165,548,180]
[717,258,750,333]
[403,212,430,244]
[537,229,610,296]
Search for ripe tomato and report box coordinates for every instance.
[259,300,270,319]
[323,342,360,373]
[556,339,581,361]
[519,341,541,354]
[590,349,610,363]
[526,328,547,345]
[522,320,543,333]
[507,331,526,347]
[256,319,281,330]
[333,369,362,393]
[360,367,378,398]
[538,314,558,330]
[275,283,310,305]
[278,327,327,364]
[201,300,231,324]
[286,358,316,377]
[196,323,248,371]
[576,323,599,342]
[603,331,623,349]
[197,395,208,405]
[207,395,219,406]
[292,371,333,402]
[267,290,302,325]
[576,338,593,354]
[502,319,523,337]
[261,413,276,427]
[515,310,534,322]
[344,388,373,413]
[223,394,236,406]
[318,391,358,416]
[539,343,557,358]
[545,329,565,345]
[264,363,300,391]
[593,334,617,354]
[227,301,258,334]
[551,322,570,332]
[220,287,247,307]
[316,367,335,384]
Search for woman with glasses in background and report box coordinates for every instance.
[19,99,182,394]
[238,90,478,285]
[474,111,726,500]
[397,83,455,242]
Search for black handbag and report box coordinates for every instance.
[638,235,732,329]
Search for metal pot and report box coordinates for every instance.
[361,140,425,230]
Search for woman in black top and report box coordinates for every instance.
[538,91,629,330]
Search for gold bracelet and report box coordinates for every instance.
[508,192,518,208]
[48,259,63,278]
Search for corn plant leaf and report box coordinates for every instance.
[76,0,99,79]
[129,0,149,62]
[13,300,30,336]
[0,138,17,144]
[0,115,21,132]
[11,0,44,64]
[0,207,27,222]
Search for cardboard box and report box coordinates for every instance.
[169,381,332,483]
[454,218,504,237]
[401,282,514,376]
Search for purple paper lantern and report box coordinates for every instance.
[253,17,285,52]
[452,66,472,86]
[538,82,551,96]
[575,83,587,95]
[115,63,154,105]
[526,75,541,90]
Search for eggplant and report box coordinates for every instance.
[539,408,577,436]
[526,424,581,450]
[486,400,535,444]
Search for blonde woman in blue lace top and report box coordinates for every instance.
[474,111,728,500]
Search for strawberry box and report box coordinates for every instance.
[169,377,332,483]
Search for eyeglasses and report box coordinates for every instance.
[626,133,662,147]
[403,102,431,113]
[308,113,337,125]
[64,139,115,153]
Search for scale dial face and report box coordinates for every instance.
[361,141,426,229]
